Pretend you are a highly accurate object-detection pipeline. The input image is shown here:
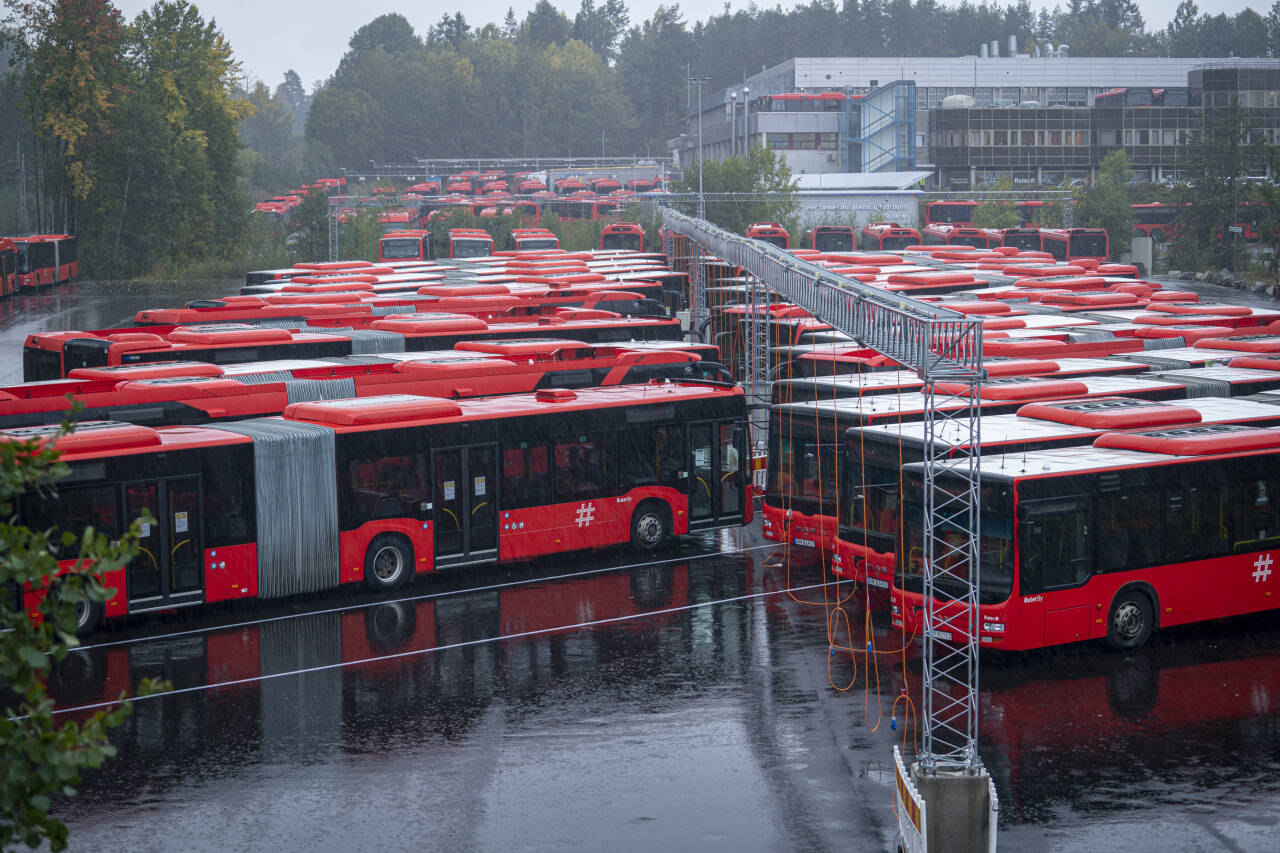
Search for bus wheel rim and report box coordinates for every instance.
[373,546,404,583]
[1113,601,1144,640]
[638,514,662,545]
[74,600,92,630]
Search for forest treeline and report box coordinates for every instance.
[4,0,1280,277]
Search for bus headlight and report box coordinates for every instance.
[982,622,1004,633]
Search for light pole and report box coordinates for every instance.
[730,91,738,157]
[691,76,709,220]
[742,86,750,155]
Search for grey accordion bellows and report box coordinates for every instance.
[1161,374,1231,398]
[1068,328,1115,342]
[1130,354,1195,370]
[282,377,357,403]
[236,370,296,384]
[1143,336,1187,350]
[343,328,406,353]
[216,419,340,598]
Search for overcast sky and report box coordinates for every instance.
[112,0,1266,90]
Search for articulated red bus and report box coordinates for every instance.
[1041,228,1109,262]
[893,423,1280,651]
[600,222,645,251]
[16,382,750,632]
[745,222,789,249]
[859,222,921,251]
[924,201,977,227]
[807,225,855,252]
[0,339,728,429]
[838,395,1280,592]
[24,313,686,380]
[378,230,434,262]
[589,178,621,195]
[11,235,77,288]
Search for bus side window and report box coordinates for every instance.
[1019,498,1091,593]
[554,433,611,501]
[502,443,550,508]
[1235,474,1280,551]
[1166,484,1230,563]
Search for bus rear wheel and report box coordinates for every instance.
[365,535,413,593]
[630,502,671,553]
[1106,590,1154,651]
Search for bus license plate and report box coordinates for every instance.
[867,577,889,590]
[926,628,952,641]
[794,537,816,548]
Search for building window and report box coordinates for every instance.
[968,130,980,147]
[792,132,816,150]
[1049,130,1062,145]
[994,130,1008,145]
[1021,130,1035,146]
[1100,130,1116,146]
[767,133,790,149]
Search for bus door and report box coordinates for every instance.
[433,445,499,567]
[689,421,747,528]
[123,476,203,611]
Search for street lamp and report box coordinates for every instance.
[691,76,709,220]
[742,87,750,155]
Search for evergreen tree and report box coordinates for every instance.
[1076,149,1134,260]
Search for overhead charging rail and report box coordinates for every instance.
[659,207,995,853]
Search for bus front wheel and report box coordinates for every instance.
[630,502,671,553]
[365,534,413,592]
[1106,590,1154,651]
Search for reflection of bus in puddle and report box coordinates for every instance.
[948,641,1280,822]
[47,559,745,734]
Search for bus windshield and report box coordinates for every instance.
[839,434,904,555]
[517,239,559,250]
[881,236,916,251]
[928,203,975,223]
[1069,232,1107,258]
[766,427,837,512]
[900,474,1014,605]
[380,238,423,259]
[452,240,491,258]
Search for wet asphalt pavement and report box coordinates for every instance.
[10,278,1280,852]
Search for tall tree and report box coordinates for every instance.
[526,0,572,46]
[1076,149,1134,260]
[6,0,126,234]
[572,0,630,61]
[675,146,798,234]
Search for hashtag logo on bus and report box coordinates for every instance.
[1253,553,1273,583]
[575,502,596,528]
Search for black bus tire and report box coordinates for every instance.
[630,502,671,553]
[73,598,103,637]
[1106,589,1155,651]
[364,534,413,592]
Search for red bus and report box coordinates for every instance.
[24,314,686,380]
[859,222,921,251]
[999,227,1044,252]
[508,228,559,251]
[762,371,1280,553]
[807,225,855,252]
[600,222,645,251]
[589,178,621,195]
[553,177,587,195]
[545,197,619,221]
[1041,228,1109,262]
[516,176,548,195]
[925,200,977,227]
[448,228,494,258]
[1130,204,1181,241]
[11,235,64,288]
[893,422,1280,651]
[0,339,729,429]
[923,224,994,248]
[377,209,418,234]
[445,177,473,194]
[0,238,16,297]
[406,180,441,195]
[379,230,433,262]
[1015,200,1045,226]
[838,395,1280,592]
[745,222,789,249]
[16,382,750,632]
[624,178,654,193]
